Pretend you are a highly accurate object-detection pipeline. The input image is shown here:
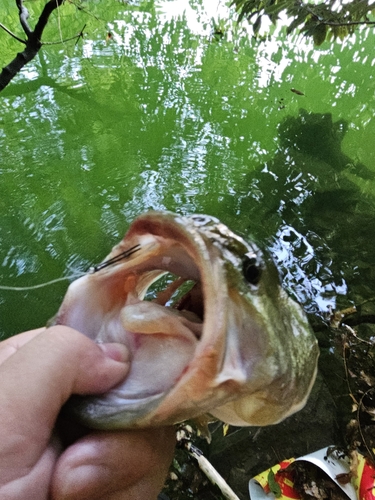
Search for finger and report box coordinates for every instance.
[0,327,45,366]
[0,326,130,476]
[51,427,176,500]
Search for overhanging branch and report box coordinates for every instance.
[42,24,86,45]
[321,19,375,26]
[34,0,65,40]
[16,0,32,37]
[0,0,66,92]
[0,22,26,44]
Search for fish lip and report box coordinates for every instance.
[64,391,166,430]
[57,212,229,427]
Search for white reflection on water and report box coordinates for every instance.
[159,0,232,35]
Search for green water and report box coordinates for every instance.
[1,0,375,337]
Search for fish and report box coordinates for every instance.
[54,211,319,430]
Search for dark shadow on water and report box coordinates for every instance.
[240,109,375,314]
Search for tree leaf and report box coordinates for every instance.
[253,15,262,34]
[313,23,327,45]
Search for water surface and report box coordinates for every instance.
[0,0,374,336]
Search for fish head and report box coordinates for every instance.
[55,212,318,429]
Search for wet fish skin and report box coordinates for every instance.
[55,212,319,430]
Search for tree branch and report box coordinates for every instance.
[0,0,66,92]
[34,0,65,40]
[16,0,32,37]
[321,19,375,26]
[304,3,375,27]
[0,22,26,44]
[42,24,86,45]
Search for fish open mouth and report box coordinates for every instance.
[57,212,319,430]
[58,219,219,422]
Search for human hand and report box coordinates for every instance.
[0,326,175,500]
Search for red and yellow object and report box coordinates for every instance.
[252,458,300,500]
[249,447,375,500]
[353,452,375,500]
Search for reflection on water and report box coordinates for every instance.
[240,109,375,313]
[0,0,375,336]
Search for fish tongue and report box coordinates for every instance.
[120,301,202,342]
[115,301,202,398]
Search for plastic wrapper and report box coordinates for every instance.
[249,446,375,500]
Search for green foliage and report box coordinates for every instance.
[231,0,375,44]
[267,469,282,498]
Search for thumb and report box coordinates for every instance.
[0,326,130,470]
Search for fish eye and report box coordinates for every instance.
[242,253,262,285]
[191,215,215,226]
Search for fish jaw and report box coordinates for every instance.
[55,212,318,429]
[210,288,319,426]
[55,213,245,428]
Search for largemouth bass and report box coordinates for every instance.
[55,212,318,430]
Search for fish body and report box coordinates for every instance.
[55,212,318,429]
